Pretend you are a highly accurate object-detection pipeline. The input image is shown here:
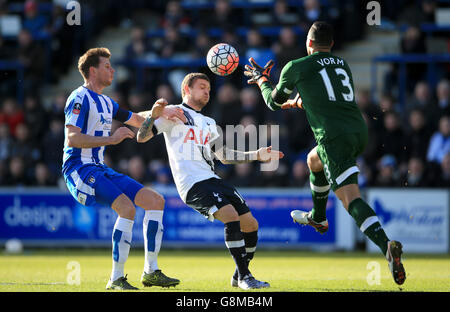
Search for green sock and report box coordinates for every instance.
[348,198,390,255]
[310,170,330,222]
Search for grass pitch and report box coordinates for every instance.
[0,249,449,292]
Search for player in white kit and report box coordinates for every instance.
[137,73,284,290]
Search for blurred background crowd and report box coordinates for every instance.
[0,0,449,190]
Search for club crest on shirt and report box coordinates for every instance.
[213,192,222,203]
[72,103,81,115]
[100,114,112,130]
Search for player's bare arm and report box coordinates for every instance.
[215,146,284,164]
[126,99,186,129]
[136,99,187,143]
[136,98,167,143]
[66,124,135,148]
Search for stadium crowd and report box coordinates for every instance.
[0,0,449,189]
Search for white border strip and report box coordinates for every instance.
[360,216,379,232]
[225,240,245,249]
[310,182,331,193]
[336,166,360,185]
[246,247,256,253]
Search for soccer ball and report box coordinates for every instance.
[206,43,239,76]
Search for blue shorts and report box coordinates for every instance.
[65,164,144,207]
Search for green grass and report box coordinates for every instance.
[0,249,449,292]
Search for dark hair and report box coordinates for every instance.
[308,21,334,47]
[181,72,210,98]
[78,47,111,80]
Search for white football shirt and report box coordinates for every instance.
[154,103,221,201]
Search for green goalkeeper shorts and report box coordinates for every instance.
[316,131,368,191]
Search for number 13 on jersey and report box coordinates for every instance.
[318,68,354,102]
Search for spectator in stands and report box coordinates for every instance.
[377,111,408,165]
[437,152,450,187]
[237,115,258,144]
[127,89,148,112]
[156,83,177,105]
[407,81,439,126]
[289,158,309,187]
[160,0,190,30]
[271,0,300,26]
[33,162,56,186]
[378,93,398,113]
[398,0,436,26]
[191,30,212,59]
[159,26,190,59]
[17,29,45,94]
[254,162,289,187]
[384,25,427,95]
[221,27,244,57]
[0,123,12,161]
[3,156,30,186]
[41,118,64,178]
[401,26,427,90]
[405,108,432,161]
[356,89,382,130]
[23,95,47,144]
[410,81,432,107]
[47,91,67,122]
[211,83,240,128]
[436,79,450,117]
[47,3,73,77]
[245,28,266,55]
[127,155,153,185]
[22,0,49,37]
[402,157,432,187]
[0,35,17,98]
[282,109,314,155]
[272,27,306,70]
[357,91,383,162]
[10,122,40,166]
[360,112,379,166]
[124,25,153,61]
[427,115,450,164]
[229,163,255,187]
[199,0,242,30]
[0,98,24,137]
[357,157,372,188]
[299,0,328,32]
[374,154,399,187]
[240,87,265,124]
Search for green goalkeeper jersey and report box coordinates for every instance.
[260,51,367,145]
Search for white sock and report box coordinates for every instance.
[143,210,164,274]
[110,217,134,282]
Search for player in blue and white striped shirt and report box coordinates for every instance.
[62,47,186,290]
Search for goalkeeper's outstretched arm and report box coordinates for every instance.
[244,58,296,111]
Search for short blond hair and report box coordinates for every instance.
[181,73,210,99]
[78,47,111,80]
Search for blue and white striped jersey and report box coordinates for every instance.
[62,86,131,176]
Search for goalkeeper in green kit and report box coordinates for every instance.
[245,21,406,285]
